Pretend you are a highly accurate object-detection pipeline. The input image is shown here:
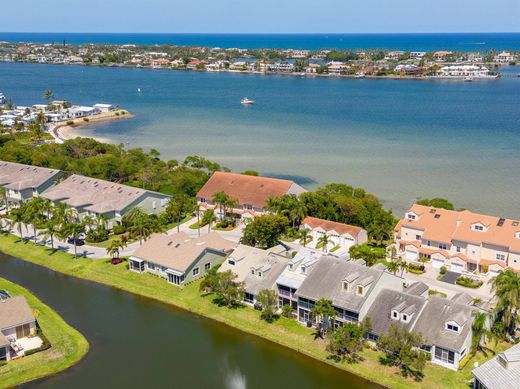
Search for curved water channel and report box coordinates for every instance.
[0,252,381,389]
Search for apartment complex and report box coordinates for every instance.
[301,216,368,252]
[395,204,520,277]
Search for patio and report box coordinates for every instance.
[10,336,43,359]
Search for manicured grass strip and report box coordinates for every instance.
[0,233,500,389]
[0,276,89,388]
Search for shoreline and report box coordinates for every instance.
[0,233,477,389]
[50,109,134,143]
[0,276,89,388]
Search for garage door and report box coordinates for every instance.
[405,250,417,260]
[450,263,464,273]
[432,258,444,269]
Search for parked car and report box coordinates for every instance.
[67,237,85,246]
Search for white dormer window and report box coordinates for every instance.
[446,323,460,333]
[407,213,416,220]
[342,281,349,291]
[391,310,399,320]
[199,197,207,203]
[356,286,364,296]
[301,266,306,274]
[228,259,236,266]
[472,223,485,232]
[251,269,255,275]
[516,232,520,239]
[402,314,408,322]
[289,263,293,271]
[258,271,262,277]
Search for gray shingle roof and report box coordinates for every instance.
[366,289,427,336]
[42,174,169,214]
[472,342,520,389]
[0,160,61,191]
[295,257,386,313]
[412,296,475,352]
[0,296,35,330]
[405,281,429,296]
[242,253,291,295]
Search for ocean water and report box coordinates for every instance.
[1,32,520,51]
[1,62,520,217]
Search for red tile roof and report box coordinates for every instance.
[302,216,364,238]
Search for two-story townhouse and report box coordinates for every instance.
[0,161,62,206]
[300,216,368,253]
[395,204,520,276]
[218,244,290,305]
[294,257,403,326]
[196,172,306,222]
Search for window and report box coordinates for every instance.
[407,214,416,220]
[439,243,448,250]
[251,269,255,275]
[415,235,421,240]
[474,225,484,231]
[199,197,207,203]
[446,323,459,332]
[357,286,364,296]
[456,246,461,253]
[434,347,455,364]
[427,241,431,246]
[391,311,399,320]
[204,263,211,271]
[289,264,293,270]
[244,204,253,210]
[301,266,306,274]
[496,253,506,261]
[193,267,200,277]
[258,271,262,277]
[402,314,408,322]
[342,281,349,291]
[228,259,236,266]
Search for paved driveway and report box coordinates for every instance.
[439,271,460,285]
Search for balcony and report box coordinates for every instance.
[278,289,296,300]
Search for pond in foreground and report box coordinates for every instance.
[0,252,381,389]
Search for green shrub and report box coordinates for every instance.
[330,244,341,252]
[112,225,126,235]
[419,257,430,263]
[85,228,109,243]
[439,266,447,275]
[66,120,74,125]
[281,304,293,318]
[456,276,483,289]
[83,117,89,122]
[408,263,425,274]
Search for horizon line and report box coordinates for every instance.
[1,31,520,35]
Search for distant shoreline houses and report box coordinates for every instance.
[0,41,516,81]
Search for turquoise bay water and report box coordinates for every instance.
[1,62,520,216]
[1,32,520,51]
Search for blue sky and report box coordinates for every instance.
[3,0,519,33]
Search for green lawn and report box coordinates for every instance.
[0,233,499,389]
[0,276,89,388]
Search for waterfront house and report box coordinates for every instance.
[434,51,454,61]
[300,216,368,252]
[494,51,515,64]
[438,65,491,78]
[0,160,62,206]
[394,204,520,276]
[294,256,403,325]
[0,295,39,362]
[93,103,117,112]
[41,174,170,227]
[196,172,306,221]
[412,295,476,370]
[129,232,236,286]
[276,248,323,311]
[219,244,290,305]
[69,105,101,118]
[472,342,520,389]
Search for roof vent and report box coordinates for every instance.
[434,214,441,219]
[513,221,519,227]
[429,208,436,214]
[498,218,505,227]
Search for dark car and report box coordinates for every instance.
[67,237,85,246]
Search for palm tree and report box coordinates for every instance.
[386,260,400,275]
[39,217,61,250]
[128,214,153,245]
[29,123,45,142]
[212,191,238,222]
[8,207,26,240]
[35,112,47,126]
[106,239,125,260]
[44,89,54,101]
[60,220,86,259]
[491,269,520,336]
[318,233,330,252]
[311,298,336,337]
[471,312,496,357]
[0,187,9,213]
[398,261,409,277]
[24,197,49,244]
[299,228,310,247]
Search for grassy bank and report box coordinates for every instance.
[0,233,498,389]
[0,276,89,388]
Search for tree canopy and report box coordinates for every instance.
[240,214,289,249]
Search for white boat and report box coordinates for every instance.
[0,93,5,104]
[464,76,473,82]
[241,97,255,105]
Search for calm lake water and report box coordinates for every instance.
[1,32,520,51]
[0,252,380,389]
[1,62,520,216]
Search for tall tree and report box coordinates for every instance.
[44,89,54,101]
[471,312,496,357]
[212,191,238,222]
[240,214,289,249]
[311,298,336,337]
[491,269,520,336]
[257,289,279,323]
[326,318,371,363]
[318,233,330,252]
